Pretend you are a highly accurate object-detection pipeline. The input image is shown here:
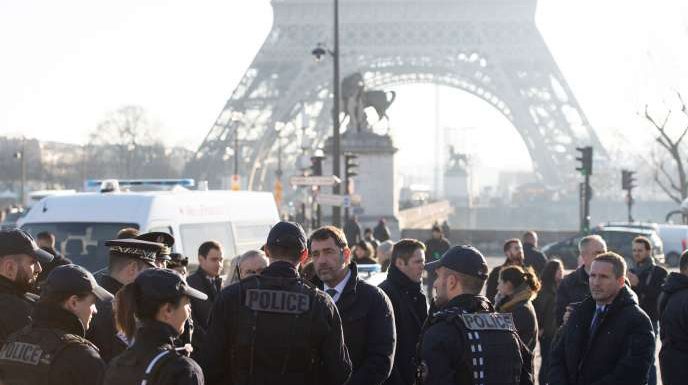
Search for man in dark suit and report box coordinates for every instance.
[379,239,427,385]
[310,226,396,385]
[187,240,224,357]
[522,231,547,276]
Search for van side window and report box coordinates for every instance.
[180,222,235,265]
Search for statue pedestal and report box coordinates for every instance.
[324,131,399,236]
[444,168,471,208]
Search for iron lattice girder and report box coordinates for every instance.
[189,0,604,189]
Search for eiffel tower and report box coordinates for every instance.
[187,0,604,190]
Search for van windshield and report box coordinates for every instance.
[22,222,139,273]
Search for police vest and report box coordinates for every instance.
[0,326,96,385]
[230,276,320,385]
[419,309,524,385]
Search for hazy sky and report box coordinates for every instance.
[1,0,687,185]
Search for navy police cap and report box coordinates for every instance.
[44,264,114,301]
[135,268,207,302]
[0,229,54,264]
[425,245,489,280]
[265,221,307,252]
[136,232,174,261]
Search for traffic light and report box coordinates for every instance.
[622,170,636,190]
[345,153,358,180]
[310,155,324,176]
[575,146,593,176]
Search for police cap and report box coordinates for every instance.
[0,229,54,264]
[104,238,164,267]
[167,252,188,268]
[265,221,307,251]
[43,264,114,301]
[425,245,488,280]
[136,232,174,261]
[135,268,207,301]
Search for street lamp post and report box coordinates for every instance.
[311,0,342,227]
[331,0,342,228]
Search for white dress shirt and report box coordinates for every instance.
[324,269,351,303]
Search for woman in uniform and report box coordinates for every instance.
[103,268,208,385]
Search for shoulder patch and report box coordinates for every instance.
[459,312,516,331]
[245,289,310,314]
[0,341,44,365]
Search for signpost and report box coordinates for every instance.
[316,193,361,208]
[290,175,341,186]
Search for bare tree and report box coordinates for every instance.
[89,105,158,178]
[645,92,688,204]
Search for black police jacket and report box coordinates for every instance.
[0,303,105,385]
[186,268,221,358]
[418,294,533,385]
[658,272,688,385]
[104,320,204,385]
[86,274,126,363]
[549,286,655,385]
[198,260,352,385]
[0,275,36,344]
[379,265,428,385]
[318,262,396,385]
[555,266,590,325]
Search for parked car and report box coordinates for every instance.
[0,207,25,230]
[542,226,664,269]
[657,224,688,267]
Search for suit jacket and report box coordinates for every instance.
[187,268,222,357]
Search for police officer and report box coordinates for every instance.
[0,264,113,385]
[0,229,53,343]
[87,238,165,362]
[104,268,207,385]
[418,245,534,385]
[168,252,189,277]
[137,232,175,268]
[199,221,352,385]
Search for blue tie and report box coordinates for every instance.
[590,306,606,336]
[326,289,338,299]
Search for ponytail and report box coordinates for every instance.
[499,265,541,293]
[115,283,139,341]
[522,268,541,292]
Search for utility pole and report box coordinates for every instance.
[575,146,593,233]
[331,0,342,228]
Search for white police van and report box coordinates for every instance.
[17,180,279,273]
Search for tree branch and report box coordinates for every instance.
[659,162,681,192]
[655,172,682,203]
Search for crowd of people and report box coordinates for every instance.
[0,221,686,385]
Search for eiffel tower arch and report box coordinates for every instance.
[187,0,605,191]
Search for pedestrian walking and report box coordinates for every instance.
[35,231,72,288]
[104,268,207,385]
[495,265,540,351]
[522,231,547,276]
[549,252,655,385]
[379,239,427,385]
[136,232,175,268]
[0,229,53,343]
[424,225,450,298]
[658,250,688,385]
[198,221,352,385]
[418,245,534,385]
[310,225,396,385]
[532,259,564,385]
[87,238,164,362]
[187,240,224,356]
[374,218,391,242]
[628,235,667,385]
[486,239,525,302]
[0,264,112,385]
[364,228,380,254]
[344,216,363,246]
[555,235,607,325]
